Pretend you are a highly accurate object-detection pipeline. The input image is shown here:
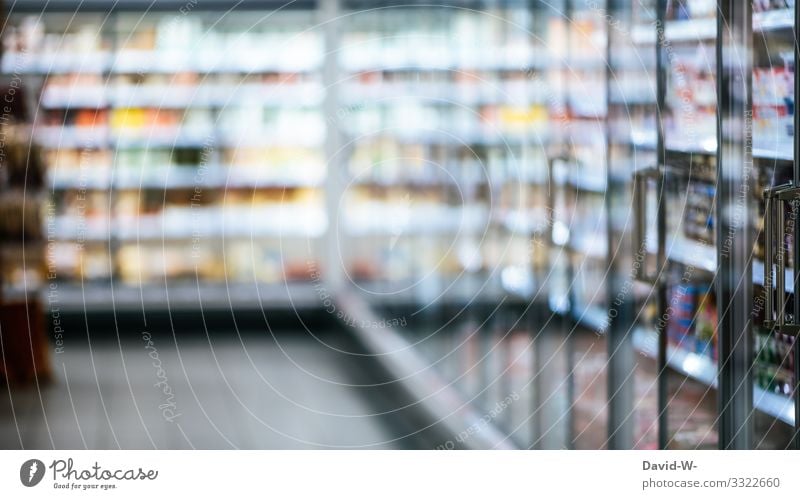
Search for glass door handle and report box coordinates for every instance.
[632,166,660,285]
[763,184,800,335]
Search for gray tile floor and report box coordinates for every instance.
[0,333,406,449]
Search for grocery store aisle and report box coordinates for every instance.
[0,330,426,449]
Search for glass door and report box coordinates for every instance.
[752,2,798,448]
[650,0,720,449]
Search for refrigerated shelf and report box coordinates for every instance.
[633,327,795,425]
[493,209,551,236]
[34,126,325,149]
[343,129,551,147]
[41,84,325,109]
[666,237,717,273]
[629,130,658,150]
[753,8,794,33]
[567,233,608,259]
[2,53,322,74]
[570,303,608,334]
[631,24,657,45]
[47,167,325,190]
[340,53,550,73]
[340,83,553,107]
[47,281,323,312]
[633,326,717,386]
[565,173,607,193]
[663,18,717,42]
[664,138,718,155]
[753,144,794,162]
[50,209,328,241]
[753,384,796,425]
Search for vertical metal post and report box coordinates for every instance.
[654,0,669,450]
[794,0,800,450]
[777,206,786,326]
[796,325,800,449]
[764,194,773,324]
[320,0,345,293]
[605,0,635,450]
[716,0,753,450]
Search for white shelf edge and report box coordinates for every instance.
[664,18,717,42]
[753,146,793,162]
[571,303,608,334]
[667,237,716,272]
[753,9,794,33]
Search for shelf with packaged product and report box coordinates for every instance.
[41,280,323,312]
[2,8,330,294]
[662,17,717,42]
[569,303,609,334]
[557,2,610,333]
[40,82,325,110]
[661,19,718,154]
[340,81,555,108]
[665,236,717,273]
[336,4,553,294]
[753,7,794,33]
[634,325,795,425]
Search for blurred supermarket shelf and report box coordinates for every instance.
[2,51,322,75]
[570,303,608,334]
[41,83,325,109]
[663,18,717,42]
[628,130,658,150]
[357,272,514,308]
[567,232,608,259]
[48,207,328,241]
[340,82,558,107]
[33,272,520,314]
[608,88,657,105]
[666,237,716,273]
[34,126,325,149]
[4,0,317,13]
[492,208,551,235]
[343,128,554,147]
[43,281,322,312]
[633,326,717,387]
[753,385,796,426]
[563,172,607,193]
[753,142,794,162]
[344,204,488,236]
[630,23,657,45]
[633,327,795,426]
[340,49,551,73]
[665,137,718,155]
[753,8,794,33]
[46,165,325,190]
